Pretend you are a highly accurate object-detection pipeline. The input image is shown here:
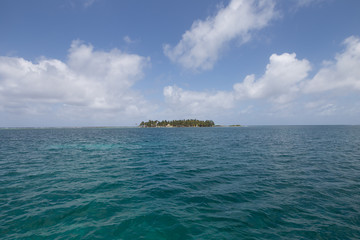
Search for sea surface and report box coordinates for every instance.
[1,126,360,239]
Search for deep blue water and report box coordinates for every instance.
[1,126,360,239]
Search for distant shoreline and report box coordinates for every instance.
[2,125,360,130]
[0,125,244,130]
[139,119,215,128]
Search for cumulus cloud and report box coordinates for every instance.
[162,53,311,116]
[304,36,360,93]
[233,53,311,103]
[162,36,360,123]
[0,40,151,123]
[164,0,276,71]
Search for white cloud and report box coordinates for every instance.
[233,53,311,103]
[0,40,152,124]
[164,0,276,71]
[162,53,311,118]
[304,36,360,93]
[163,86,235,116]
[162,36,360,124]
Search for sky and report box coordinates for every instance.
[0,0,360,127]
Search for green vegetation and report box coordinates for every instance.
[139,119,215,128]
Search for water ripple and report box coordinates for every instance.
[1,126,360,239]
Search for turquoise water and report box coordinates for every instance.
[1,126,360,239]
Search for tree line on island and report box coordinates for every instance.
[139,119,215,128]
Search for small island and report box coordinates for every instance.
[139,119,215,128]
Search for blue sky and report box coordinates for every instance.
[1,0,360,127]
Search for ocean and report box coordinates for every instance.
[1,126,360,239]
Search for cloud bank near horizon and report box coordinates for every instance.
[163,36,360,120]
[0,40,152,124]
[0,36,359,126]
